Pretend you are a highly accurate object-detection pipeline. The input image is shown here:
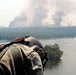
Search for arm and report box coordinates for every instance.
[31,68,43,75]
[27,51,43,75]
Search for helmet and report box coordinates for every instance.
[24,36,48,69]
[24,36,43,48]
[12,36,43,49]
[24,36,45,58]
[12,36,44,56]
[12,36,48,68]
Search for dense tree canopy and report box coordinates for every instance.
[44,44,63,68]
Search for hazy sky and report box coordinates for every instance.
[0,0,76,27]
[0,0,29,27]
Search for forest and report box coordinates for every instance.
[0,26,76,41]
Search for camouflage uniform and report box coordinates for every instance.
[0,44,43,75]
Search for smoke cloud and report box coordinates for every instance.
[9,0,76,27]
[52,11,64,26]
[9,14,27,27]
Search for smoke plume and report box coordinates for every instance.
[9,0,76,27]
[52,11,64,26]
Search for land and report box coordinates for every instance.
[0,26,76,40]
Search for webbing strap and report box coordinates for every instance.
[10,45,24,75]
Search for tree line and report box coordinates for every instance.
[0,27,76,40]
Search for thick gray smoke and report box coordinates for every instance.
[52,11,64,26]
[29,0,48,26]
[9,0,48,27]
[9,0,76,27]
[10,14,27,27]
[31,7,47,26]
[53,0,75,26]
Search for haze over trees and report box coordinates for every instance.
[0,26,76,41]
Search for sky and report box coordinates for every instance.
[0,0,29,27]
[0,0,76,27]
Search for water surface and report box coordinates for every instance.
[40,38,76,75]
[0,38,76,75]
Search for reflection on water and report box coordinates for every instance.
[40,38,76,75]
[46,59,62,69]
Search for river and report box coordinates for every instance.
[40,38,76,75]
[0,38,76,75]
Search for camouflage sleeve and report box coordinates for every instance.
[27,51,43,75]
[0,48,15,75]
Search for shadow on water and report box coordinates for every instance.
[45,59,62,69]
[44,60,63,75]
